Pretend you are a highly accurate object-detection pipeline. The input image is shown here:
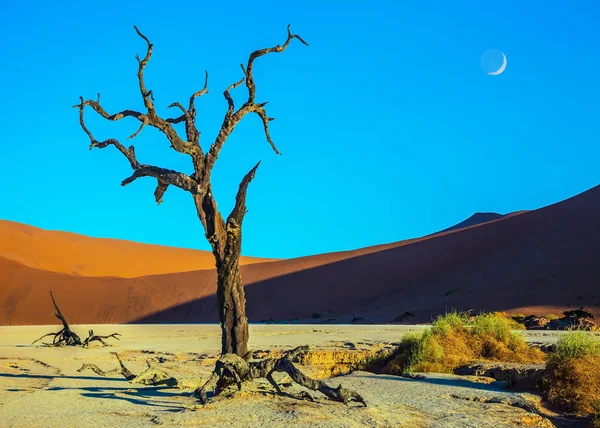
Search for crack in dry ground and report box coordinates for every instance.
[0,356,62,396]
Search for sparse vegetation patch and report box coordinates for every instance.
[373,311,545,375]
[542,332,600,417]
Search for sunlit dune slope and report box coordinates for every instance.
[0,220,274,278]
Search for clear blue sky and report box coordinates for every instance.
[1,1,599,258]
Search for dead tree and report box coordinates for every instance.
[32,290,120,347]
[79,348,366,406]
[73,25,308,358]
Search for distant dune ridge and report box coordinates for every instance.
[436,211,525,234]
[1,184,599,325]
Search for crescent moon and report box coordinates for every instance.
[488,53,507,76]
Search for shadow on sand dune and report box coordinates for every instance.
[131,185,600,324]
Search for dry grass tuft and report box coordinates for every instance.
[592,403,600,428]
[382,311,545,375]
[542,332,600,418]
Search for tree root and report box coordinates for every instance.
[32,290,120,348]
[79,347,366,407]
[192,346,367,407]
[78,352,177,387]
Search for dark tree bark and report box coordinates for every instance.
[73,25,308,357]
[192,347,367,406]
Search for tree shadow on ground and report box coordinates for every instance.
[350,372,511,393]
[46,384,185,411]
[81,390,184,410]
[0,372,124,382]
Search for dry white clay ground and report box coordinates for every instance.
[0,324,583,427]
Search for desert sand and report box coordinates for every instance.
[0,324,572,427]
[1,184,599,326]
[0,220,274,278]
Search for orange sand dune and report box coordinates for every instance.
[0,220,273,278]
[1,185,599,325]
[0,209,516,282]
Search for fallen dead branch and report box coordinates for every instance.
[32,290,121,348]
[78,352,177,386]
[82,330,122,348]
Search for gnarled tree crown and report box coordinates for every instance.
[74,26,307,357]
[73,24,308,211]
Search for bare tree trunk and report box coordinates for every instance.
[216,266,249,356]
[195,186,251,357]
[194,159,259,357]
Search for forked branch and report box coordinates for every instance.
[166,70,208,147]
[244,24,309,104]
[189,70,209,118]
[133,25,155,113]
[202,25,308,179]
[74,98,198,204]
[76,26,202,158]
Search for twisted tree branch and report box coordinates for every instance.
[189,70,209,117]
[121,165,196,192]
[74,98,198,204]
[223,77,246,118]
[75,25,305,203]
[244,24,309,104]
[77,27,203,159]
[251,105,280,155]
[166,69,208,148]
[82,330,122,348]
[133,25,155,113]
[202,25,307,179]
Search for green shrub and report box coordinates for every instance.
[383,312,544,375]
[430,311,470,336]
[543,333,600,417]
[554,332,600,359]
[473,313,525,346]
